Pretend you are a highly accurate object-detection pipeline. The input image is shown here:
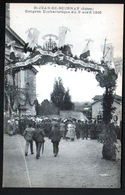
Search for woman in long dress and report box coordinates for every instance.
[66,122,76,141]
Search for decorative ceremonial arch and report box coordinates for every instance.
[5,30,117,118]
[5,33,106,74]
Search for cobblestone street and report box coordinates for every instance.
[3,134,121,188]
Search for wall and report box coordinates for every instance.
[92,101,103,119]
[92,100,122,126]
[8,68,37,116]
[111,101,122,125]
[5,23,37,117]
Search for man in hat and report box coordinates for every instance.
[33,124,45,159]
[49,124,61,157]
[23,123,35,156]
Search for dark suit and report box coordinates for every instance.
[33,128,45,159]
[49,127,61,157]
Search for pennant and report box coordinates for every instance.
[101,43,114,66]
[58,27,70,48]
[80,50,90,60]
[80,39,93,60]
[26,28,40,49]
[10,46,16,61]
[113,57,122,75]
[82,42,89,53]
[7,40,16,61]
[104,43,113,64]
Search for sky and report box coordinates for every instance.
[9,3,123,103]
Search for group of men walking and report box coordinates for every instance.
[22,120,90,159]
[23,123,61,159]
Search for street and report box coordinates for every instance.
[3,134,121,188]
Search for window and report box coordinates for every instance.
[97,114,102,124]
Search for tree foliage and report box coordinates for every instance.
[96,68,117,88]
[51,77,65,110]
[35,99,58,116]
[63,89,74,110]
[96,67,118,161]
[50,77,74,111]
[40,99,58,115]
[102,88,116,124]
[96,68,117,124]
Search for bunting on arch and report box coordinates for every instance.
[5,45,104,73]
[5,27,110,74]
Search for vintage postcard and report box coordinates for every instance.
[3,3,123,188]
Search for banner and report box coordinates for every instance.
[58,27,70,48]
[26,28,40,49]
[101,43,114,66]
[80,50,90,60]
[5,50,101,72]
[113,57,122,75]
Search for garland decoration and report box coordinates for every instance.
[5,44,104,73]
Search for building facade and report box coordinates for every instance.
[91,95,122,125]
[5,4,38,117]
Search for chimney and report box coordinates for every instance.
[6,3,10,27]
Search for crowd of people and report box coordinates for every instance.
[5,115,121,159]
[6,115,99,140]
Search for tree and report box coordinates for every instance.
[102,88,116,124]
[40,99,58,115]
[51,77,74,112]
[51,77,65,112]
[96,68,117,124]
[63,89,74,110]
[96,67,118,161]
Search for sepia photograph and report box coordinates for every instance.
[3,3,123,188]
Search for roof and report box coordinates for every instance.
[6,25,25,46]
[92,94,122,101]
[91,98,102,105]
[91,94,122,105]
[31,66,38,74]
[92,95,103,101]
[114,94,122,101]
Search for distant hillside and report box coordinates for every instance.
[74,101,92,111]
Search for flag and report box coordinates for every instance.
[7,40,16,60]
[80,50,90,60]
[104,43,113,64]
[10,46,16,61]
[58,27,70,48]
[101,43,114,66]
[8,41,24,61]
[113,57,122,75]
[26,28,40,49]
[80,39,92,60]
[82,42,89,53]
